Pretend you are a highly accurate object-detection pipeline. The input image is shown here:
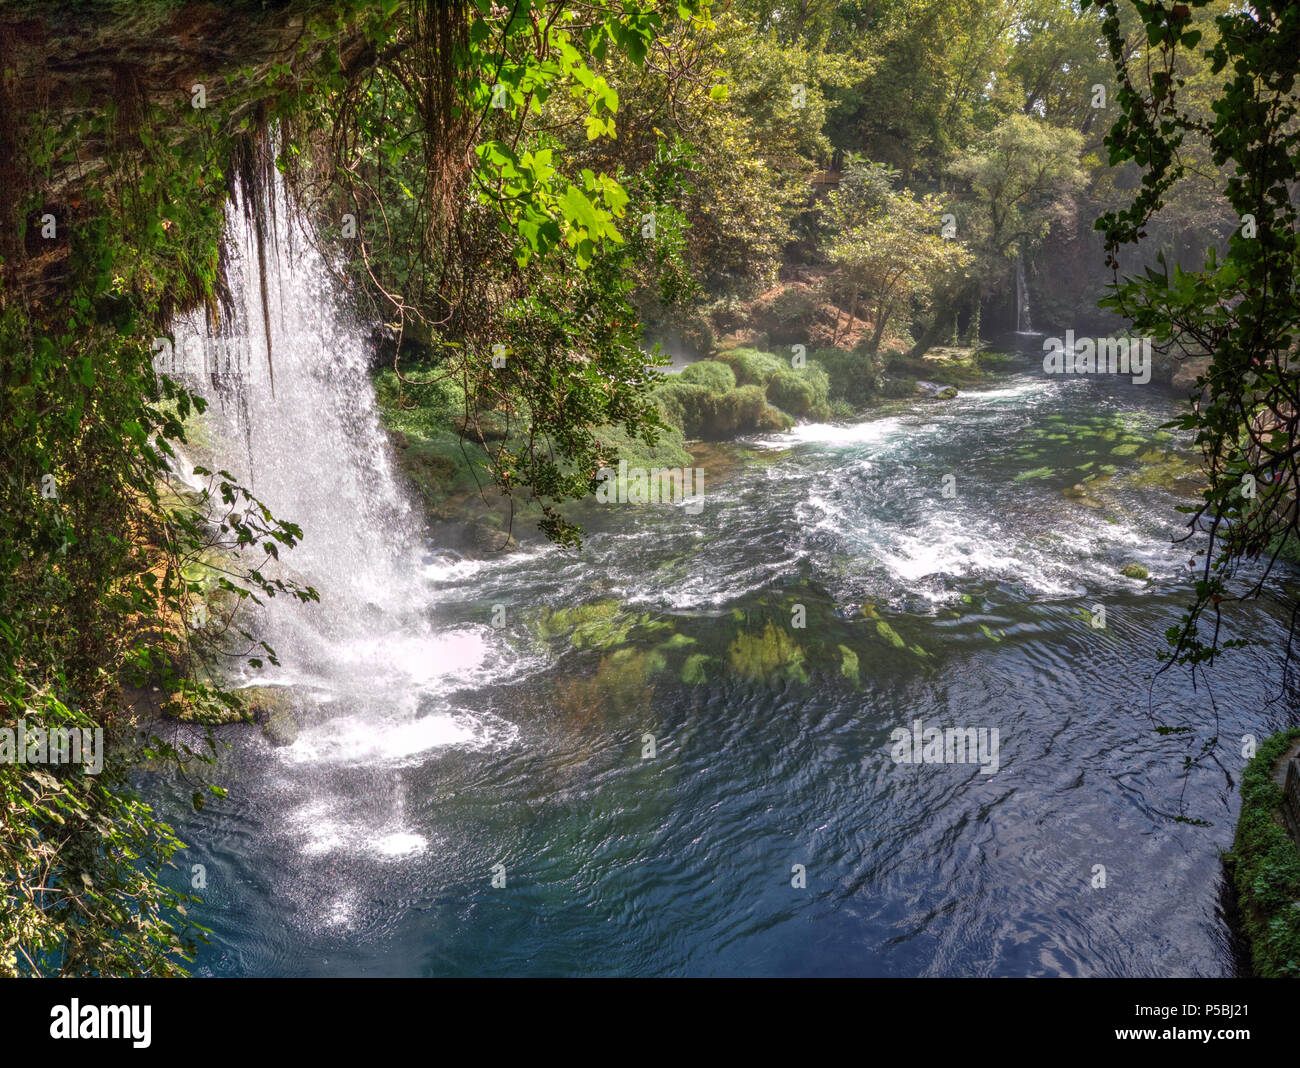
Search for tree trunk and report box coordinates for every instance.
[868,315,887,355]
[906,310,955,360]
[966,291,982,348]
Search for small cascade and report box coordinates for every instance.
[1015,256,1033,333]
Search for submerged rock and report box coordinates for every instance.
[235,685,301,747]
[915,379,958,400]
[260,706,299,747]
[465,522,518,556]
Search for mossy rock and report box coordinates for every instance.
[765,365,831,419]
[260,706,298,747]
[1120,563,1149,580]
[234,686,300,746]
[678,359,736,392]
[878,376,918,399]
[596,421,693,471]
[463,522,518,556]
[718,348,787,387]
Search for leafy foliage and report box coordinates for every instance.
[1084,0,1300,670]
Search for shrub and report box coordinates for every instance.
[679,359,737,392]
[712,384,768,436]
[374,366,463,437]
[766,366,830,420]
[719,347,786,387]
[809,347,883,407]
[769,286,817,324]
[597,421,693,471]
[653,380,790,438]
[653,379,711,435]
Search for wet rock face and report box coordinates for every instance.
[236,684,301,746]
[0,1,358,298]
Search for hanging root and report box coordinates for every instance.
[229,121,279,396]
[411,0,473,250]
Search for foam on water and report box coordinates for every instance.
[285,707,518,766]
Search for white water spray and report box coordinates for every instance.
[171,171,518,767]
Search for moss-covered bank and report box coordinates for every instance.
[1226,728,1300,977]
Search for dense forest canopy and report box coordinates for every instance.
[0,0,1296,977]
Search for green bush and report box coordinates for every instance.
[770,286,817,324]
[766,365,830,419]
[679,359,737,392]
[879,376,918,398]
[809,347,883,407]
[374,366,463,438]
[711,384,765,435]
[719,347,787,387]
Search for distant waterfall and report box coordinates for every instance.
[1015,256,1033,333]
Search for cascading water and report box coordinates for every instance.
[1015,256,1033,333]
[170,171,519,769]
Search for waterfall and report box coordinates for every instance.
[169,169,517,765]
[1015,256,1033,333]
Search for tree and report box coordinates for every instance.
[948,112,1085,339]
[822,168,972,352]
[1084,0,1300,674]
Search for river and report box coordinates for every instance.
[153,334,1300,977]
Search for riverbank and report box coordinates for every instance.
[1226,728,1300,977]
[373,340,1013,547]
